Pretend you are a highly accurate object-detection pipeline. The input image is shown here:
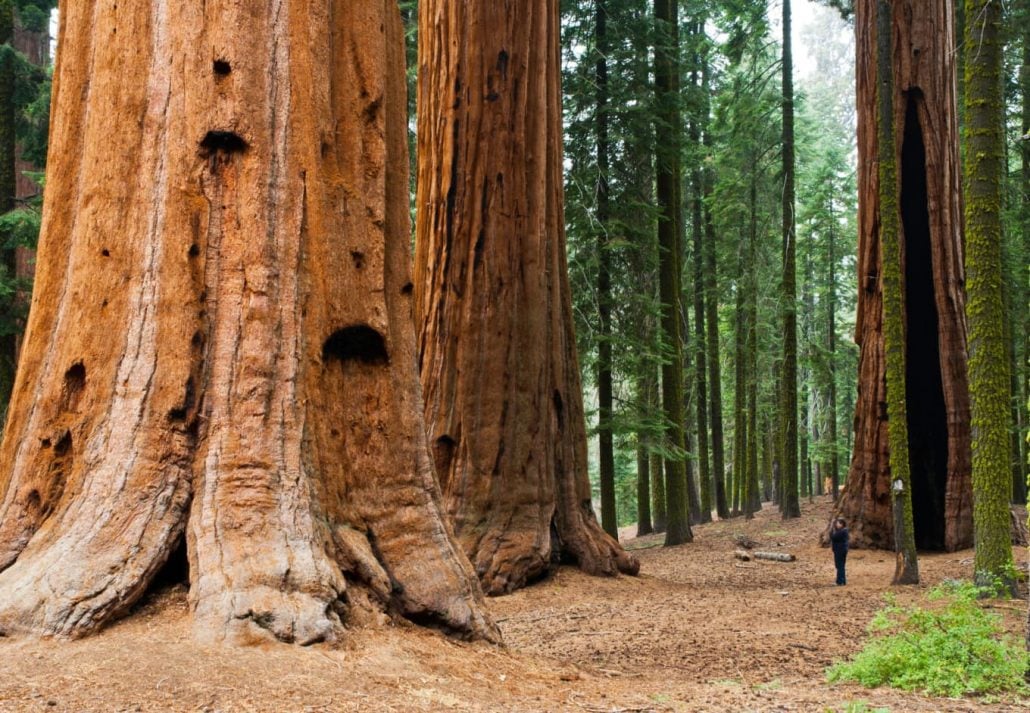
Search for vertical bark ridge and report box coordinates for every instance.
[415,0,637,595]
[0,0,497,645]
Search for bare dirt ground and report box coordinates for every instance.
[0,499,1026,712]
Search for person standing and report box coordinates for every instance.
[830,517,849,585]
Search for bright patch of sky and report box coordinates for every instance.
[769,0,854,80]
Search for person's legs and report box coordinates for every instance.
[834,551,846,585]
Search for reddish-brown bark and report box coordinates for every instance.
[837,0,972,552]
[415,0,638,595]
[0,0,496,645]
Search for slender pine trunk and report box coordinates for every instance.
[690,128,711,523]
[732,224,748,519]
[827,195,841,501]
[779,0,800,519]
[595,0,618,540]
[636,437,654,536]
[655,0,691,545]
[700,55,727,521]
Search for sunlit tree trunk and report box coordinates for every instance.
[0,0,497,644]
[415,0,639,592]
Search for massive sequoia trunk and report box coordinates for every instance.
[415,0,638,595]
[0,0,497,645]
[837,0,972,552]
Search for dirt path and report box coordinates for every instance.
[0,500,1025,712]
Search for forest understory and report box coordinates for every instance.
[0,500,1024,713]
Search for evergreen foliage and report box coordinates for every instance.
[0,1,53,412]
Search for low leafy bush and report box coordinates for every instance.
[826,581,1029,698]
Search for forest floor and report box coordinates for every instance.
[0,499,1027,712]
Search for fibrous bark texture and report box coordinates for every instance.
[837,0,972,552]
[0,0,497,646]
[415,0,638,595]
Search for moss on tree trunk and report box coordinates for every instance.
[963,0,1015,591]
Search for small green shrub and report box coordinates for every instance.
[826,581,1029,698]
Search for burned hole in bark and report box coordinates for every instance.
[553,390,564,431]
[362,97,382,125]
[900,93,948,551]
[213,59,231,76]
[350,251,365,270]
[434,436,456,483]
[53,430,72,457]
[61,362,86,412]
[322,326,388,366]
[188,243,200,258]
[400,282,414,295]
[26,489,41,510]
[199,131,248,156]
[168,376,196,422]
[101,248,110,257]
[136,534,190,610]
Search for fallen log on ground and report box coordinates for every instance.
[734,550,796,563]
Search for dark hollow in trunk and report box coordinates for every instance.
[900,94,949,551]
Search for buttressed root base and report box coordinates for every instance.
[0,0,498,645]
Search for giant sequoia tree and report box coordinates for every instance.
[0,0,498,645]
[837,0,973,552]
[415,0,638,595]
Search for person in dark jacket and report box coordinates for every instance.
[829,517,849,585]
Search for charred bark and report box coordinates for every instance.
[0,0,497,645]
[415,0,639,594]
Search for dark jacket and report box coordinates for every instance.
[830,526,849,554]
